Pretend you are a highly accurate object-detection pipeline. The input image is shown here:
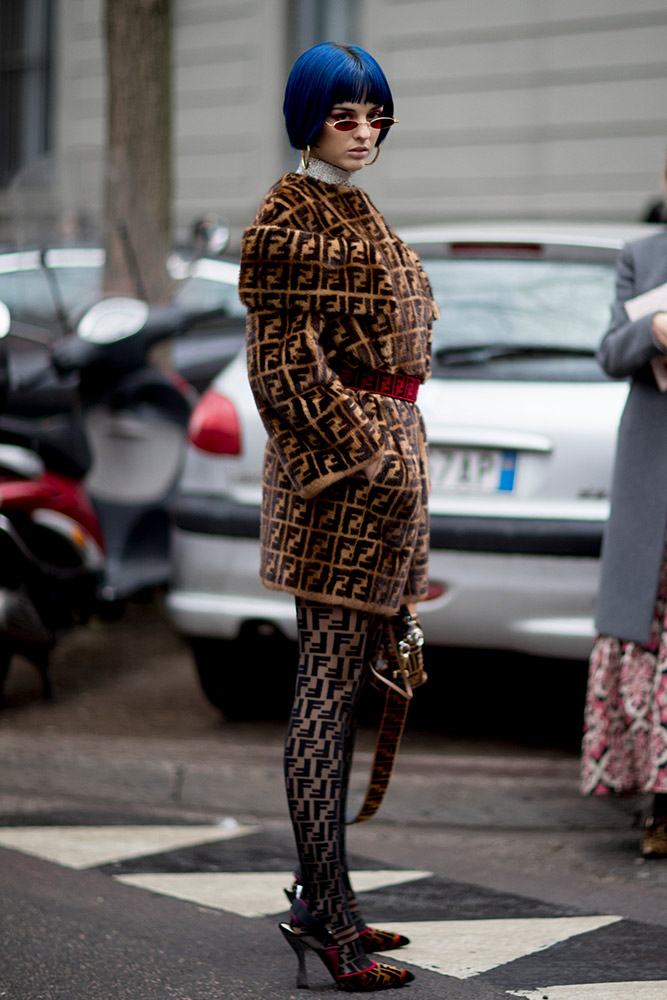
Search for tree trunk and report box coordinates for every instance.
[104,0,172,304]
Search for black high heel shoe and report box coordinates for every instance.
[284,882,410,953]
[279,922,414,991]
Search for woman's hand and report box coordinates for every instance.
[364,454,382,481]
[652,311,667,349]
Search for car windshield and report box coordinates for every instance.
[0,251,243,333]
[172,272,244,319]
[0,252,103,330]
[424,257,616,380]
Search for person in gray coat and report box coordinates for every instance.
[581,222,667,857]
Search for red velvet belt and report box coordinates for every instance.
[338,366,420,403]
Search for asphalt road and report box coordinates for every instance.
[1,598,667,999]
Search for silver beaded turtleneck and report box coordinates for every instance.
[297,155,354,186]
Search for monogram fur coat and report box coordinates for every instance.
[239,171,438,616]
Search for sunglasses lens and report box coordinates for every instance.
[331,117,395,131]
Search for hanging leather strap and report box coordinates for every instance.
[346,607,426,825]
[346,688,410,824]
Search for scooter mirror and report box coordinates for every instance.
[0,300,10,339]
[191,216,230,256]
[77,296,149,344]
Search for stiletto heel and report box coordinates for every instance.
[279,903,415,991]
[279,923,309,988]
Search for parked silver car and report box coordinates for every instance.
[167,222,653,716]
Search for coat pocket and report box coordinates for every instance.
[366,423,423,552]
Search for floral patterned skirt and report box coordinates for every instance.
[581,549,667,796]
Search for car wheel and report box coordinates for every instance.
[189,629,295,721]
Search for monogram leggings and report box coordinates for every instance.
[284,597,382,974]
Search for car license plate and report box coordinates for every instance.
[429,447,518,493]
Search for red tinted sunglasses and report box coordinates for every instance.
[325,116,398,132]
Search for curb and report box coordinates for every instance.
[0,733,642,831]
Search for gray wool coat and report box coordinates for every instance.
[595,228,667,644]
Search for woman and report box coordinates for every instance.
[581,212,667,857]
[239,42,437,990]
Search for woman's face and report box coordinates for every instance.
[312,100,383,172]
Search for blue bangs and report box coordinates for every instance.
[283,43,394,150]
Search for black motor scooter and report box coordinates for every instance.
[0,292,211,704]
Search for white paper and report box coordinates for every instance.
[624,281,667,321]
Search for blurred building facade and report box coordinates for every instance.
[1,0,667,248]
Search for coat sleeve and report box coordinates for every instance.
[597,242,665,379]
[241,223,391,500]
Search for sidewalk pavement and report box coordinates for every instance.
[1,725,642,833]
[0,599,642,834]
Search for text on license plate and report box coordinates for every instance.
[430,448,518,493]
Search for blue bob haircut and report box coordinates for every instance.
[283,42,394,150]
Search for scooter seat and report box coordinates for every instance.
[0,413,92,480]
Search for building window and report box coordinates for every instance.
[287,0,359,66]
[0,0,54,187]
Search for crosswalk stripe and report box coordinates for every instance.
[112,874,624,986]
[507,983,667,999]
[1,824,660,998]
[376,917,621,979]
[113,870,431,918]
[0,823,257,868]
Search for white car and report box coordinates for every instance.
[167,222,653,716]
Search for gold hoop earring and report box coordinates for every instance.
[364,146,381,167]
[301,146,311,170]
